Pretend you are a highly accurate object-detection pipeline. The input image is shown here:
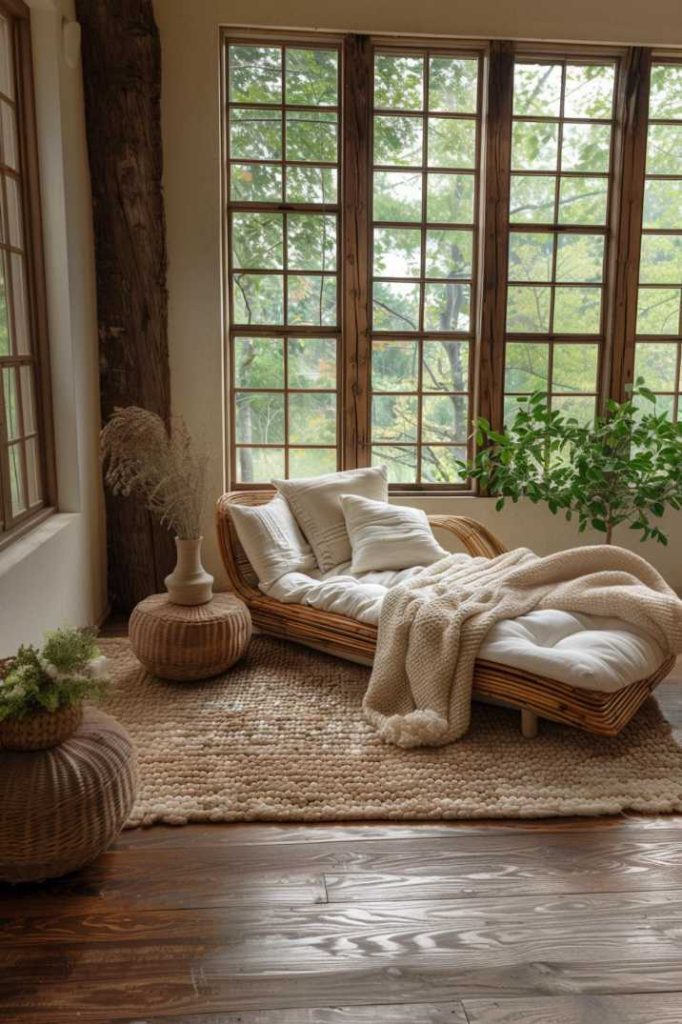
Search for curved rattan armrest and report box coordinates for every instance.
[427,514,507,559]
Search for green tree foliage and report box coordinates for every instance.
[461,384,682,545]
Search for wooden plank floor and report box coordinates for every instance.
[1,658,681,1023]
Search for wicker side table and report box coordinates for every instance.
[129,593,252,681]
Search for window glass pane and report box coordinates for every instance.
[10,252,29,354]
[3,366,19,439]
[639,235,682,284]
[287,214,336,271]
[422,395,467,442]
[372,340,419,392]
[374,115,423,167]
[552,394,596,424]
[372,445,417,483]
[230,108,281,160]
[235,392,284,444]
[25,437,40,506]
[634,342,679,392]
[288,338,337,388]
[508,232,554,282]
[287,275,336,326]
[428,57,478,113]
[424,282,470,332]
[513,63,562,117]
[373,171,422,222]
[8,442,24,514]
[636,287,681,335]
[0,17,14,100]
[230,163,282,203]
[286,166,337,204]
[233,273,284,325]
[286,48,338,106]
[20,365,36,434]
[645,124,682,176]
[286,112,337,163]
[649,64,682,119]
[372,394,418,442]
[643,179,682,230]
[509,175,555,223]
[426,173,474,223]
[373,227,422,278]
[0,255,8,357]
[233,337,284,389]
[553,286,602,334]
[4,175,22,248]
[552,343,598,392]
[1,101,18,171]
[425,229,472,280]
[288,392,336,444]
[558,177,608,224]
[506,285,551,333]
[561,123,611,173]
[563,64,614,119]
[511,121,559,171]
[423,340,469,392]
[374,55,424,110]
[422,445,466,483]
[229,45,281,104]
[231,212,283,269]
[235,447,285,483]
[505,342,549,393]
[373,281,420,331]
[555,234,605,282]
[289,447,337,476]
[427,117,476,169]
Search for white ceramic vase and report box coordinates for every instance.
[164,536,214,606]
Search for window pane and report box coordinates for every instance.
[233,273,284,325]
[508,232,554,282]
[374,171,422,222]
[423,340,469,392]
[286,112,337,163]
[20,365,36,433]
[513,63,562,117]
[509,175,556,223]
[3,366,19,439]
[561,123,611,173]
[563,64,615,119]
[372,394,418,442]
[229,45,281,104]
[288,337,336,388]
[634,342,679,391]
[8,442,24,514]
[422,446,467,483]
[426,173,474,223]
[422,395,467,442]
[287,214,336,271]
[10,252,29,354]
[649,64,682,120]
[552,343,598,392]
[636,287,681,335]
[5,175,22,248]
[372,445,417,483]
[643,179,682,230]
[374,55,424,110]
[287,275,336,326]
[285,48,338,106]
[286,166,337,204]
[425,229,472,280]
[289,447,337,476]
[373,227,422,278]
[427,117,476,169]
[0,255,8,357]
[373,281,420,331]
[639,235,682,284]
[429,57,478,114]
[506,285,551,333]
[553,286,602,334]
[232,213,283,269]
[1,101,18,171]
[0,17,14,100]
[511,121,559,171]
[372,340,419,392]
[374,115,423,167]
[25,437,40,506]
[552,394,596,424]
[235,392,284,444]
[233,337,284,389]
[555,234,605,283]
[505,342,549,392]
[424,282,470,332]
[645,124,682,176]
[230,108,281,160]
[558,177,608,225]
[288,392,336,444]
[235,447,285,483]
[230,163,282,203]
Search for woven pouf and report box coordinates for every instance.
[129,592,252,681]
[0,708,137,883]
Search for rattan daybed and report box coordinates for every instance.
[216,491,673,738]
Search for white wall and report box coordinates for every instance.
[0,0,106,655]
[155,0,682,592]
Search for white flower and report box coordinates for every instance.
[87,655,110,680]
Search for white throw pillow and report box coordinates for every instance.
[230,495,317,588]
[273,466,388,573]
[341,494,448,574]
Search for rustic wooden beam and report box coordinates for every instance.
[75,0,175,611]
[477,40,514,434]
[342,34,372,468]
[603,47,652,407]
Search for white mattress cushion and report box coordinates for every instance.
[230,495,316,588]
[262,571,665,693]
[341,494,447,573]
[274,466,388,573]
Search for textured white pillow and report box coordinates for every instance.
[273,466,388,573]
[341,494,448,574]
[230,495,317,588]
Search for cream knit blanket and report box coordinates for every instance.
[363,545,682,748]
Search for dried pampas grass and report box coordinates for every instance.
[100,407,208,539]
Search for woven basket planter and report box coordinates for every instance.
[0,702,84,751]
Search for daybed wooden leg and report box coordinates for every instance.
[521,709,539,739]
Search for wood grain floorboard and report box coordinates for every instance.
[0,648,680,1022]
[462,993,682,1023]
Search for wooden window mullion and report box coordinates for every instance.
[341,33,372,469]
[476,40,514,433]
[603,47,652,406]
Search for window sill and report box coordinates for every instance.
[0,510,77,580]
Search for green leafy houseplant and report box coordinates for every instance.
[460,383,682,546]
[0,628,110,726]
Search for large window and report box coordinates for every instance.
[222,34,682,490]
[0,2,51,540]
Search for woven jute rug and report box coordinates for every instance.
[100,636,682,827]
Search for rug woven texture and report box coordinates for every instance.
[100,637,682,827]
